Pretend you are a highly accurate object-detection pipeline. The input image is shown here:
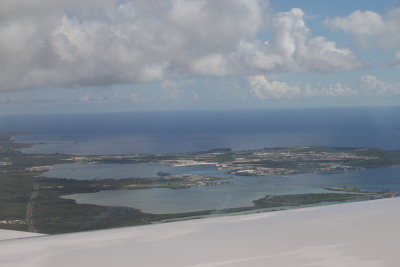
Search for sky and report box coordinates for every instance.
[0,0,400,114]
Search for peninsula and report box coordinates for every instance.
[1,133,399,234]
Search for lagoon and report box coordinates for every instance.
[43,163,228,180]
[5,107,400,214]
[61,165,400,214]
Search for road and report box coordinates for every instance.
[26,184,39,233]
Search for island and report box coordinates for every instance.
[0,133,399,234]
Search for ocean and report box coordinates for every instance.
[2,106,400,214]
[2,106,400,155]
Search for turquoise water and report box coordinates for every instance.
[61,165,400,214]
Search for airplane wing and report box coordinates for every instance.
[1,198,399,267]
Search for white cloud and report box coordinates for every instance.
[325,10,385,35]
[325,8,400,48]
[249,75,400,100]
[396,52,400,61]
[246,8,361,73]
[305,83,358,97]
[162,79,177,89]
[79,93,121,104]
[194,7,362,74]
[393,52,400,68]
[360,75,400,96]
[0,1,360,92]
[80,94,91,103]
[130,93,146,103]
[0,98,11,104]
[161,88,181,103]
[191,91,199,100]
[249,76,300,99]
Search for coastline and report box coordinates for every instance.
[1,197,399,266]
[1,132,400,234]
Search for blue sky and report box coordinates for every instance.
[0,0,399,114]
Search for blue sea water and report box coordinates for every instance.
[2,106,400,154]
[2,107,400,214]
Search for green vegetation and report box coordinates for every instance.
[325,187,373,193]
[353,149,400,168]
[1,133,400,234]
[33,190,154,234]
[0,171,36,231]
[38,175,231,193]
[0,133,31,153]
[253,193,370,208]
[294,146,359,153]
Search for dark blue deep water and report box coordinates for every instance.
[1,106,399,154]
[2,106,400,213]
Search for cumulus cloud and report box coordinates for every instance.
[0,0,360,92]
[249,77,359,99]
[304,83,358,97]
[249,75,400,100]
[396,52,400,61]
[360,75,400,95]
[79,93,121,104]
[0,97,11,104]
[392,52,400,68]
[161,80,177,89]
[240,8,361,73]
[325,8,400,48]
[249,75,300,99]
[130,93,147,103]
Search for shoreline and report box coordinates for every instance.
[2,132,400,234]
[1,197,400,266]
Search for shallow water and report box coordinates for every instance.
[43,163,228,180]
[62,165,400,214]
[3,107,399,214]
